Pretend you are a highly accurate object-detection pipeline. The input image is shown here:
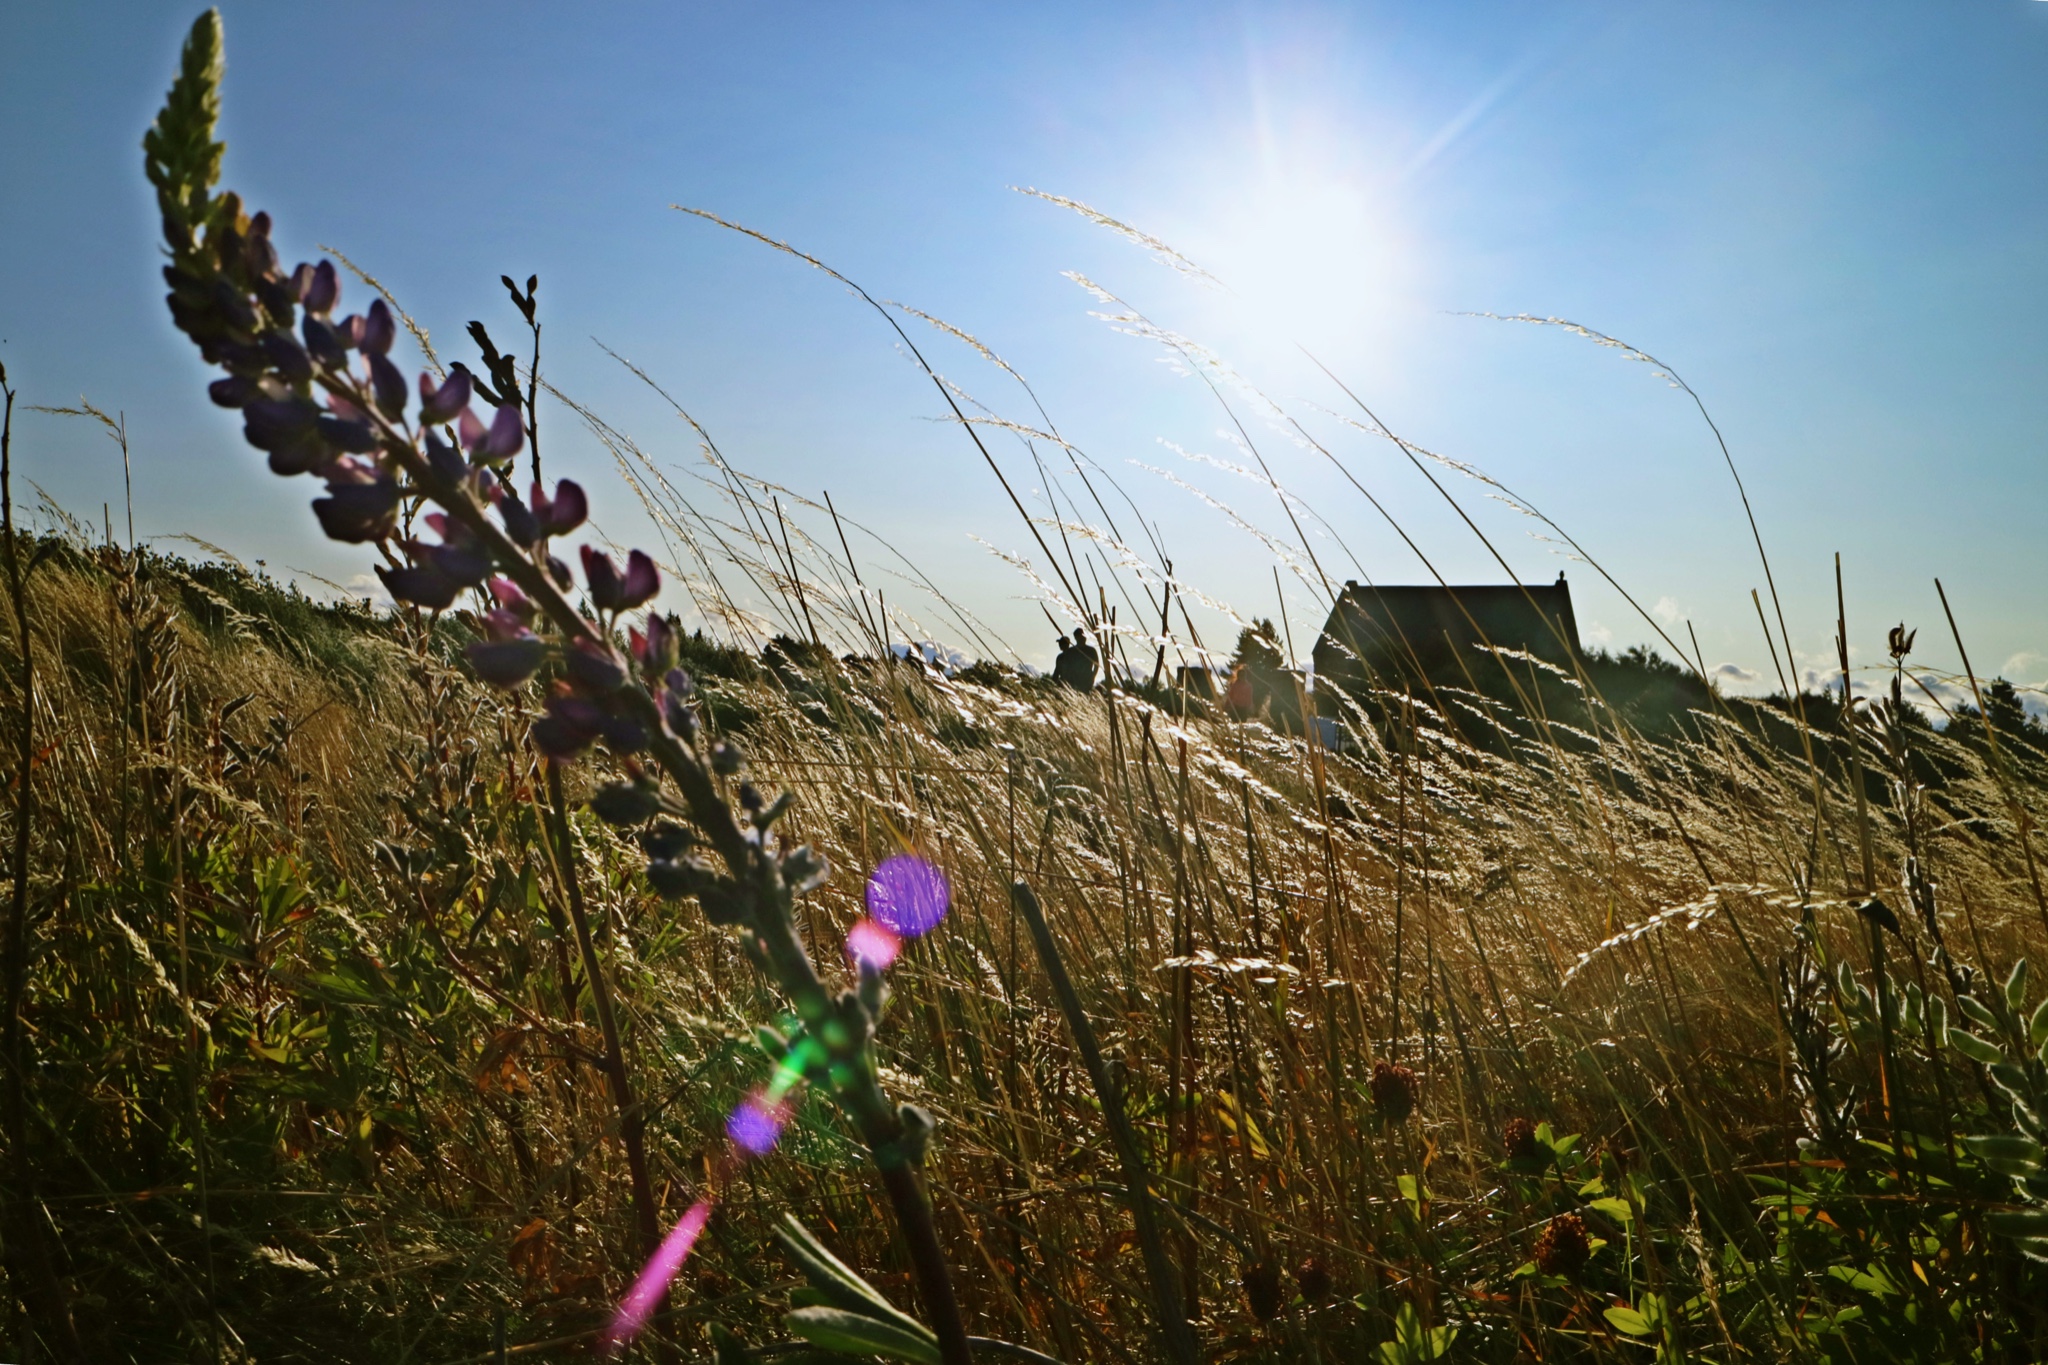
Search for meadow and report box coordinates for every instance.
[2,12,2046,1363]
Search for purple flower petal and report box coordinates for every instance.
[378,562,460,610]
[581,546,623,612]
[312,478,399,543]
[361,299,395,356]
[535,478,587,537]
[418,368,471,426]
[473,403,524,461]
[304,260,339,316]
[368,352,407,421]
[864,854,949,939]
[618,550,660,610]
[467,637,547,688]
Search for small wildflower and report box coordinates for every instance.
[1534,1212,1590,1278]
[1371,1060,1418,1123]
[1241,1260,1283,1321]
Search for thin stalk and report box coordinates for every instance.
[1011,879,1199,1365]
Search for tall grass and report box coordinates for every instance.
[3,13,2046,1360]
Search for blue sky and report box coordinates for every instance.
[4,2,2046,698]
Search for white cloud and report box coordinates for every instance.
[1652,595,1681,625]
[1582,619,1613,648]
[1710,661,1761,687]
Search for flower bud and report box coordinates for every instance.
[532,479,587,537]
[377,561,461,610]
[316,415,378,454]
[581,546,623,612]
[302,260,339,316]
[617,550,659,611]
[361,299,396,356]
[467,637,546,688]
[368,352,407,420]
[590,781,660,826]
[312,475,400,543]
[302,315,347,368]
[564,638,628,693]
[208,376,258,408]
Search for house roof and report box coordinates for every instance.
[1311,579,1582,688]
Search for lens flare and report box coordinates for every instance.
[845,916,903,971]
[726,1094,789,1157]
[865,854,950,939]
[600,1197,712,1355]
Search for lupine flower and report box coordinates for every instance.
[422,432,467,485]
[581,546,624,612]
[466,638,547,689]
[302,314,347,367]
[377,561,461,611]
[316,413,378,454]
[302,259,338,315]
[462,403,523,461]
[360,298,395,356]
[531,478,587,537]
[311,464,399,543]
[591,781,661,827]
[367,352,407,420]
[565,638,629,694]
[618,550,660,611]
[726,1095,790,1158]
[418,367,472,425]
[630,614,678,678]
[494,487,540,547]
[208,375,257,408]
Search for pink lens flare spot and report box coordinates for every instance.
[865,854,950,939]
[726,1094,789,1158]
[601,1196,713,1355]
[845,917,902,971]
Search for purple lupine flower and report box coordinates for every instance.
[311,464,399,543]
[209,376,257,408]
[546,555,574,592]
[600,712,649,754]
[378,561,461,610]
[617,550,660,611]
[302,315,347,368]
[581,546,623,612]
[423,432,467,485]
[337,313,366,350]
[360,299,395,356]
[464,404,523,462]
[488,576,536,622]
[565,638,628,694]
[302,260,339,315]
[630,614,677,677]
[864,855,950,939]
[261,332,312,384]
[367,352,407,420]
[467,637,547,689]
[496,489,539,548]
[417,368,471,425]
[532,478,587,537]
[242,397,320,452]
[316,414,378,454]
[531,693,606,759]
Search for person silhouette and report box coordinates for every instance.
[1054,626,1099,692]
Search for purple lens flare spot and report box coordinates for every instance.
[864,855,950,939]
[726,1094,787,1158]
[845,917,903,972]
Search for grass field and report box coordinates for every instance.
[2,11,2046,1362]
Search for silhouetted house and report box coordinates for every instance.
[1312,576,1582,693]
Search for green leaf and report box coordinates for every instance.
[1966,1134,2045,1177]
[1949,1030,2006,1066]
[1927,995,1950,1048]
[775,1216,934,1342]
[1585,1196,1634,1225]
[1958,994,2001,1032]
[784,1306,941,1364]
[2029,997,2048,1050]
[1986,1208,2048,1238]
[1825,1264,1898,1298]
[1604,1306,1653,1336]
[2007,958,2031,1013]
